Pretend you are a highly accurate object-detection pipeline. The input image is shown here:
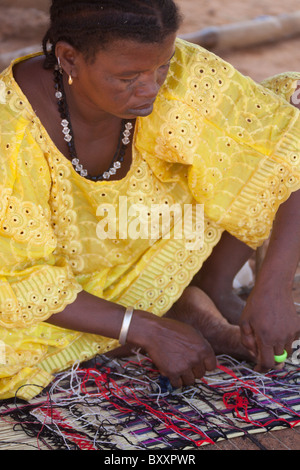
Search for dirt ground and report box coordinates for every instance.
[0,0,300,82]
[176,0,300,82]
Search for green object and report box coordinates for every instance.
[274,350,288,363]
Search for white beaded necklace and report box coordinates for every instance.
[54,64,134,182]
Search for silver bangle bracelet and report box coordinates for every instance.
[118,306,134,345]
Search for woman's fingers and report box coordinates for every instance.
[240,319,258,356]
[146,317,217,389]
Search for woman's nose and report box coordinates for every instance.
[135,74,161,99]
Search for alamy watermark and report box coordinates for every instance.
[292,339,300,365]
[96,196,205,250]
[291,83,300,107]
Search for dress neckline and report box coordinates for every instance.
[6,52,140,186]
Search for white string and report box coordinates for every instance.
[22,353,300,450]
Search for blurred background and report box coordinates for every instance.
[0,0,299,81]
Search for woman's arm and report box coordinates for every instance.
[47,289,217,388]
[240,84,300,370]
[240,189,300,370]
[48,289,131,339]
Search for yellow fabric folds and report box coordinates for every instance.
[136,40,300,248]
[0,38,299,399]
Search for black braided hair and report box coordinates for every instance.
[42,0,183,69]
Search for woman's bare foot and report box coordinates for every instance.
[191,276,246,325]
[190,231,254,325]
[209,290,246,326]
[166,286,254,362]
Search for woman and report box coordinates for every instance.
[0,0,299,400]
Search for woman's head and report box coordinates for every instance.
[43,0,182,69]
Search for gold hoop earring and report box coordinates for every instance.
[68,74,73,86]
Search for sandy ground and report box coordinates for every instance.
[176,0,300,82]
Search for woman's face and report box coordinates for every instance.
[63,33,177,120]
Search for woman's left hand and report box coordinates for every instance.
[240,282,300,371]
[240,188,300,372]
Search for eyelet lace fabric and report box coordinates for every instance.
[0,38,299,399]
[136,40,300,249]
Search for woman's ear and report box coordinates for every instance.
[55,41,80,79]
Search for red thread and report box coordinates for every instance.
[217,364,300,429]
[39,406,96,450]
[77,366,213,447]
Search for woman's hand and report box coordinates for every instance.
[240,283,300,371]
[239,189,300,371]
[128,312,216,389]
[49,290,216,388]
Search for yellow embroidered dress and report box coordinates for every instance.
[0,39,299,400]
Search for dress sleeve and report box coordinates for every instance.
[0,114,82,329]
[136,39,300,248]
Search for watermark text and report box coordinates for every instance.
[96,197,204,250]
